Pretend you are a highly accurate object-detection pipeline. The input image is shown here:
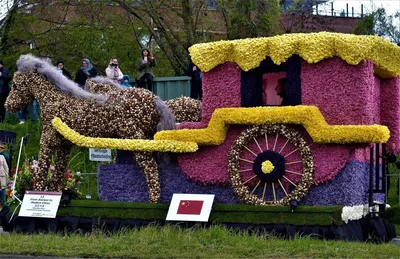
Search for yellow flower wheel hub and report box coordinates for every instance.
[261,160,274,174]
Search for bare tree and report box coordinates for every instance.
[1,0,283,75]
[110,0,219,75]
[217,0,281,39]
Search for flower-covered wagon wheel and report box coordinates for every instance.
[228,124,314,205]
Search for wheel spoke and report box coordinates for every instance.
[278,179,289,197]
[284,148,299,158]
[239,157,254,163]
[262,183,267,201]
[278,139,289,154]
[273,133,279,151]
[265,133,269,150]
[238,168,253,172]
[272,183,276,202]
[253,137,263,153]
[244,146,257,157]
[283,175,297,187]
[243,175,257,185]
[285,161,302,165]
[285,170,302,176]
[250,180,261,195]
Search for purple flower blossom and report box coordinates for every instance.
[99,160,381,206]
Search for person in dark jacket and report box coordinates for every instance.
[56,60,72,79]
[74,58,99,88]
[0,60,11,122]
[187,61,202,100]
[136,48,156,91]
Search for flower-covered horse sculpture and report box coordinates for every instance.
[85,79,202,123]
[5,54,176,203]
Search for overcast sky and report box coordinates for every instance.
[0,0,14,21]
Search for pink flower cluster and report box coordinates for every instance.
[381,76,400,153]
[201,63,242,122]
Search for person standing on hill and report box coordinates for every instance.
[56,61,72,79]
[0,144,9,208]
[136,48,156,91]
[106,58,124,84]
[0,60,11,122]
[187,61,202,100]
[75,58,99,89]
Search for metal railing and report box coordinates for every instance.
[369,143,388,217]
[129,76,192,100]
[313,2,367,18]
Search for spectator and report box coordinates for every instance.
[0,143,10,171]
[136,48,156,91]
[105,58,123,84]
[187,61,202,100]
[0,144,8,208]
[121,75,132,88]
[56,60,72,79]
[0,60,11,122]
[74,58,99,88]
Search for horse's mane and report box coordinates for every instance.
[17,54,107,104]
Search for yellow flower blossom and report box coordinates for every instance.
[154,106,390,145]
[261,160,274,174]
[51,117,198,153]
[189,32,400,79]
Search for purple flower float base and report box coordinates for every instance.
[98,163,239,204]
[99,160,383,206]
[303,160,384,206]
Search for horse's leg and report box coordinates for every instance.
[33,126,60,191]
[49,141,72,192]
[134,151,160,203]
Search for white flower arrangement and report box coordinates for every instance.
[341,204,369,224]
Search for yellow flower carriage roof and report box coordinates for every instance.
[188,32,400,79]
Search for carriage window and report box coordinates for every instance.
[241,55,301,107]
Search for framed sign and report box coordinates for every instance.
[166,194,215,222]
[89,148,112,162]
[19,191,62,218]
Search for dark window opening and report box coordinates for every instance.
[241,55,302,107]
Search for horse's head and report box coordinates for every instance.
[5,72,35,113]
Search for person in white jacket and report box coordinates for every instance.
[0,144,8,208]
[105,58,124,84]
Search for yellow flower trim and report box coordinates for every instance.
[189,32,400,79]
[51,117,198,153]
[154,106,390,145]
[261,160,274,174]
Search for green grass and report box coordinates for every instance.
[387,163,400,206]
[0,225,399,258]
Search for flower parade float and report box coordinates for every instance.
[3,32,400,241]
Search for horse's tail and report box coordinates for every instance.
[154,97,176,131]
